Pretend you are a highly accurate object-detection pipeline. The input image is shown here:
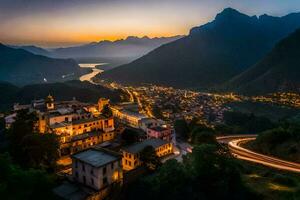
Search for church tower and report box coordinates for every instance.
[45,94,55,110]
[98,98,109,112]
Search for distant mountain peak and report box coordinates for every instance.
[100,9,300,90]
[215,7,256,21]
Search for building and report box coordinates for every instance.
[111,108,147,128]
[45,94,55,110]
[72,148,123,191]
[47,114,115,156]
[110,103,148,128]
[98,98,109,112]
[34,96,116,156]
[121,139,173,171]
[4,113,17,129]
[5,95,117,157]
[147,126,172,141]
[138,118,161,132]
[54,148,123,200]
[59,130,115,156]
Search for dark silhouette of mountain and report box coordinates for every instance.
[0,44,86,86]
[226,29,300,95]
[12,45,51,57]
[99,8,300,89]
[0,80,123,111]
[50,36,182,60]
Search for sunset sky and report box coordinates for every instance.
[1,0,300,47]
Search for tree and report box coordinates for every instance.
[0,153,58,200]
[21,133,59,169]
[0,117,5,130]
[222,111,274,134]
[101,104,113,118]
[124,144,258,200]
[151,105,163,119]
[8,110,59,169]
[121,128,140,145]
[191,129,217,145]
[140,145,161,171]
[174,119,190,140]
[249,121,300,162]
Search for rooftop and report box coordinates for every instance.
[72,148,120,168]
[148,126,169,132]
[50,121,71,129]
[53,181,92,200]
[72,116,105,125]
[122,139,169,154]
[120,110,147,119]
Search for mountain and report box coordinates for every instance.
[99,8,300,89]
[12,45,51,57]
[51,36,182,60]
[0,80,124,111]
[226,29,300,95]
[0,44,86,86]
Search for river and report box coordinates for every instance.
[79,63,106,83]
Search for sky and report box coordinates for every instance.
[1,0,300,47]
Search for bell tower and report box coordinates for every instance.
[45,94,55,110]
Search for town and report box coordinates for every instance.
[4,94,176,199]
[3,83,300,199]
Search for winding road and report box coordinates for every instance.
[217,135,300,173]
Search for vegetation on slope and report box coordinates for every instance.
[227,29,300,95]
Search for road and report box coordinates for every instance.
[218,135,300,173]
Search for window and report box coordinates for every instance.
[103,166,106,175]
[90,169,94,175]
[91,178,94,185]
[103,177,108,185]
[111,162,114,170]
[82,164,85,171]
[75,172,79,178]
[128,161,132,166]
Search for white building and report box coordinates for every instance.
[72,148,123,191]
[111,106,147,128]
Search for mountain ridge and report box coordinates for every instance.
[0,44,86,86]
[226,29,300,95]
[99,8,300,89]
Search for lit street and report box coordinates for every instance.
[218,136,300,173]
